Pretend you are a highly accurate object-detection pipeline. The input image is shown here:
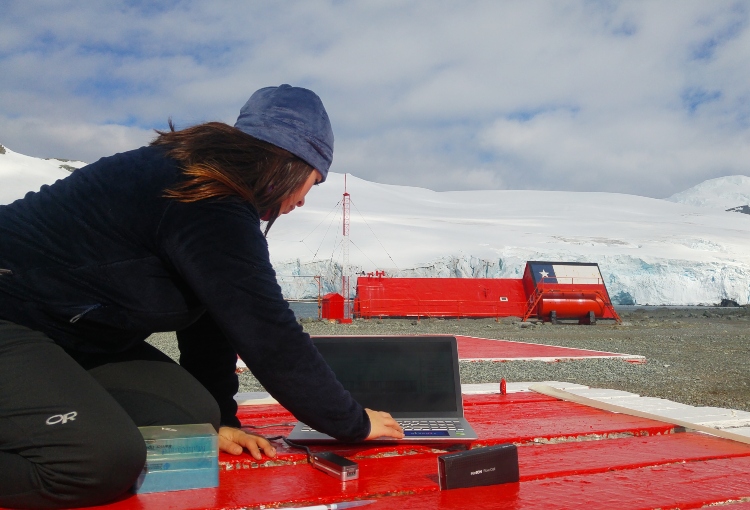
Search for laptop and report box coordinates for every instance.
[287,335,478,444]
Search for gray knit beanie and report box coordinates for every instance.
[234,84,334,181]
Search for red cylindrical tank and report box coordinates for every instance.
[538,292,605,319]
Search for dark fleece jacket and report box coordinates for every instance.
[0,145,369,441]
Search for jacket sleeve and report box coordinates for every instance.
[176,312,241,428]
[158,197,370,442]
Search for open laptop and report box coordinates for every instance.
[287,335,478,444]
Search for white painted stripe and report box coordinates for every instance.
[234,392,278,405]
[566,388,640,399]
[691,418,750,428]
[532,384,750,445]
[460,355,646,362]
[646,407,750,419]
[456,335,642,358]
[460,381,590,394]
[730,427,750,437]
[607,397,693,411]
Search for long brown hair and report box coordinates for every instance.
[152,121,314,234]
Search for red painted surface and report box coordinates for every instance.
[462,392,558,406]
[61,393,750,510]
[537,292,607,316]
[454,335,638,361]
[321,292,345,320]
[85,434,750,510]
[354,276,528,318]
[353,261,621,321]
[302,334,642,361]
[464,398,677,447]
[356,457,750,509]
[521,262,620,322]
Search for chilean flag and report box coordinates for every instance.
[528,262,603,286]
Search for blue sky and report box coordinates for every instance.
[1,1,748,198]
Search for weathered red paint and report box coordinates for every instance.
[65,393,750,510]
[234,394,677,460]
[352,261,621,322]
[521,262,621,323]
[236,404,295,424]
[354,276,528,318]
[454,335,637,360]
[463,393,559,406]
[84,434,750,510]
[459,394,675,444]
[353,456,750,509]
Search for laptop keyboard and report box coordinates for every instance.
[398,419,464,437]
[397,419,462,432]
[300,419,466,437]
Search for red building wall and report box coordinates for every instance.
[352,262,620,322]
[354,277,527,319]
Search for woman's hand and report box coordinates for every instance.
[365,408,404,440]
[218,426,277,459]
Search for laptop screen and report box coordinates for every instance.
[311,336,463,418]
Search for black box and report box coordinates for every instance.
[437,444,519,490]
[311,452,359,481]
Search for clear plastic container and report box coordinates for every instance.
[139,423,218,457]
[132,424,219,494]
[132,466,218,494]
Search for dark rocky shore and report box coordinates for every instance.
[146,306,750,413]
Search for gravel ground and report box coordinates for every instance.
[146,306,750,413]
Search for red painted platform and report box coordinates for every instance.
[236,335,646,371]
[82,392,750,510]
[454,335,643,362]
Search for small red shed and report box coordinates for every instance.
[320,292,345,321]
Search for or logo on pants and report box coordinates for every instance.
[46,411,78,425]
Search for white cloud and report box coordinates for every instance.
[0,115,154,162]
[0,0,748,196]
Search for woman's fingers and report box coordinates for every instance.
[365,408,404,440]
[218,426,277,459]
[218,433,243,455]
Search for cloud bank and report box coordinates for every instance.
[1,0,748,197]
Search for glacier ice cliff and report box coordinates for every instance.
[274,253,750,306]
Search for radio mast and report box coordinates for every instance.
[341,174,351,322]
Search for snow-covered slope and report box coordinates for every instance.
[269,174,750,306]
[666,175,750,212]
[2,144,749,306]
[0,144,86,205]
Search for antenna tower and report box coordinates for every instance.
[341,174,352,322]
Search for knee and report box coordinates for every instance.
[89,422,147,498]
[38,422,146,508]
[190,391,222,431]
[90,361,222,430]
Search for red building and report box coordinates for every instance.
[353,261,620,324]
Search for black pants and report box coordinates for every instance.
[0,320,221,509]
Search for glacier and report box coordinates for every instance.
[269,173,750,306]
